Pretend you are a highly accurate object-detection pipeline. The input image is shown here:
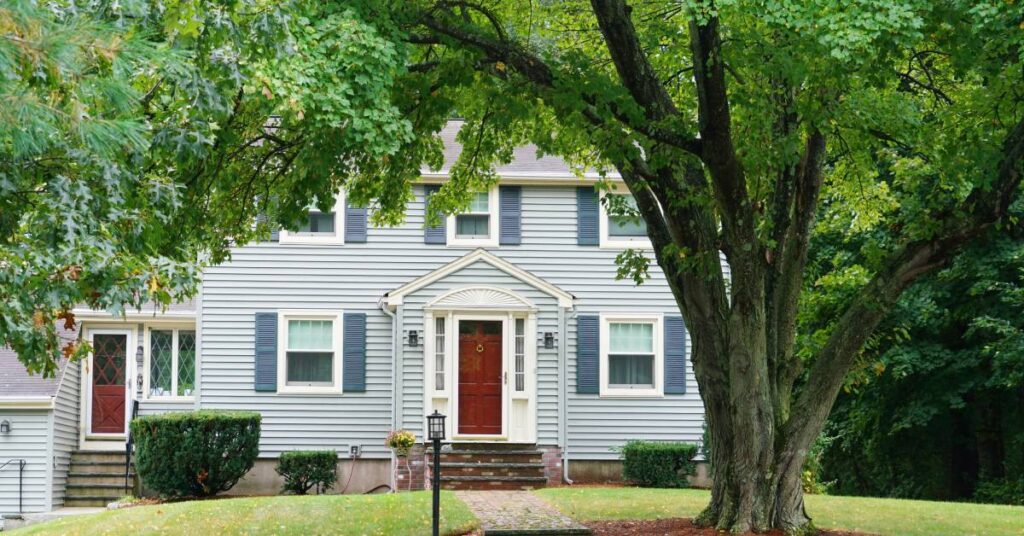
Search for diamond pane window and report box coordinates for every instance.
[177,331,196,396]
[149,330,173,397]
[148,327,197,398]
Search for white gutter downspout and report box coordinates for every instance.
[380,298,399,493]
[560,305,578,485]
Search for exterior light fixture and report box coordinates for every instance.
[0,420,10,434]
[543,332,555,349]
[408,330,420,347]
[426,410,446,536]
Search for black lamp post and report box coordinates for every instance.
[427,411,446,536]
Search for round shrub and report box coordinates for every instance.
[276,450,338,495]
[619,440,698,488]
[130,410,261,498]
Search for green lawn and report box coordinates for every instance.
[536,487,1024,536]
[12,492,478,536]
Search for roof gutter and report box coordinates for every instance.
[0,397,55,410]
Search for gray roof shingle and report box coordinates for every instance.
[0,325,79,399]
[424,120,616,179]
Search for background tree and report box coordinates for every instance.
[4,1,1024,533]
[808,214,1024,505]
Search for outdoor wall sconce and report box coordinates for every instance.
[0,420,11,434]
[408,330,420,347]
[543,332,556,349]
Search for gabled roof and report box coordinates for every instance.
[384,249,575,308]
[0,324,79,405]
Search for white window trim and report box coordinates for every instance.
[276,310,344,395]
[143,323,198,401]
[446,185,499,247]
[599,188,653,250]
[599,313,664,397]
[279,190,345,245]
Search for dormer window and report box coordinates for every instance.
[447,186,499,247]
[280,191,345,245]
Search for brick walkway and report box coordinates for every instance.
[456,491,591,535]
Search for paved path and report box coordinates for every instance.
[456,490,591,535]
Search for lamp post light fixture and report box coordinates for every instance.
[0,420,10,434]
[426,411,446,536]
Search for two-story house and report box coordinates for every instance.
[0,121,711,517]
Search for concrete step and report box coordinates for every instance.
[66,483,131,498]
[70,451,128,464]
[64,497,117,507]
[67,472,135,486]
[69,461,133,474]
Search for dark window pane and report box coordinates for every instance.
[459,321,475,335]
[286,352,333,385]
[297,211,335,234]
[455,215,489,237]
[608,354,654,387]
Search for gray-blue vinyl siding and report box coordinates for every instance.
[51,363,80,508]
[0,411,50,517]
[198,184,713,459]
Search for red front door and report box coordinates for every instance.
[91,333,128,434]
[458,320,503,435]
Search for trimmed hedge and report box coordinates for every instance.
[130,410,261,498]
[619,440,698,488]
[277,450,338,495]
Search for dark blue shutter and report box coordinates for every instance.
[499,186,522,245]
[254,312,278,392]
[345,202,368,243]
[423,185,446,244]
[577,187,599,246]
[576,315,599,394]
[664,316,687,394]
[343,312,367,392]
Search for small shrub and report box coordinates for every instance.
[619,440,698,488]
[131,410,260,498]
[974,478,1024,505]
[277,450,338,495]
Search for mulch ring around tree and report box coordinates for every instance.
[586,518,876,536]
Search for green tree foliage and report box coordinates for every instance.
[811,220,1024,504]
[0,1,407,374]
[4,0,1024,531]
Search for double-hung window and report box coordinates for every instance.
[599,189,653,249]
[277,312,343,394]
[600,314,663,397]
[147,327,197,398]
[447,186,499,247]
[279,192,345,245]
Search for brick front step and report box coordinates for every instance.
[441,462,546,479]
[439,475,549,491]
[429,451,544,464]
